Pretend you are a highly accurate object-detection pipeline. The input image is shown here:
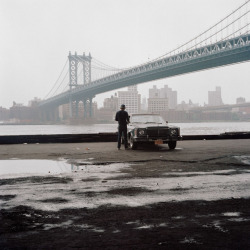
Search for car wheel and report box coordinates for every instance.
[129,136,137,150]
[168,141,176,150]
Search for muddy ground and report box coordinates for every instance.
[0,139,250,249]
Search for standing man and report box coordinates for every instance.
[115,104,130,150]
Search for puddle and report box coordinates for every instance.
[0,159,73,178]
[180,237,201,244]
[222,212,240,217]
[165,169,250,177]
[1,159,250,211]
[172,216,185,220]
[212,220,228,233]
[43,221,104,233]
[228,218,250,222]
[134,222,168,230]
[136,225,152,229]
[234,155,250,165]
[0,159,129,179]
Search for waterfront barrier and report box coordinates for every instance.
[0,132,250,144]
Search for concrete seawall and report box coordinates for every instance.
[0,132,250,144]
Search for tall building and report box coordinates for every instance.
[148,85,177,110]
[118,85,141,114]
[141,96,148,112]
[95,94,118,122]
[148,98,168,113]
[9,102,41,124]
[0,106,10,121]
[163,85,177,110]
[103,94,118,111]
[208,87,223,106]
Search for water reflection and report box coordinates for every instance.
[0,159,129,179]
[71,164,83,172]
[0,159,75,178]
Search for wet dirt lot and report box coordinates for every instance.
[0,139,250,249]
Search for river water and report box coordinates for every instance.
[0,122,249,135]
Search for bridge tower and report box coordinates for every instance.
[68,51,93,119]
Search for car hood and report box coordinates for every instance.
[128,123,178,129]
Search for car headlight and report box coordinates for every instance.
[170,129,177,136]
[138,129,145,136]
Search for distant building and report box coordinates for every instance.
[95,94,119,122]
[149,85,177,110]
[28,97,41,107]
[236,97,246,104]
[208,86,223,106]
[177,100,199,111]
[141,96,148,112]
[148,98,168,113]
[9,102,40,124]
[103,94,118,111]
[96,107,115,122]
[59,102,83,120]
[0,106,10,121]
[118,85,141,114]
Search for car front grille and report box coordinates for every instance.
[146,127,170,137]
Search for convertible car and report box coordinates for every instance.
[127,114,182,150]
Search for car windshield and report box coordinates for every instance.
[131,115,166,124]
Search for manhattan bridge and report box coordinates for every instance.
[39,1,250,120]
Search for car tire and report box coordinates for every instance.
[129,136,137,150]
[168,141,176,150]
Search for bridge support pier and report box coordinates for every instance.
[89,98,93,118]
[75,100,79,118]
[83,99,87,118]
[82,97,94,119]
[41,107,59,123]
[69,94,72,118]
[40,110,46,122]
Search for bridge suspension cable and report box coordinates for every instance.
[103,0,250,72]
[44,58,69,99]
[152,0,250,62]
[87,0,250,75]
[49,69,69,97]
[173,11,250,58]
[92,57,123,71]
[44,0,250,100]
[74,55,125,82]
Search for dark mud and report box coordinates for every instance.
[0,176,73,186]
[1,140,250,249]
[1,198,250,249]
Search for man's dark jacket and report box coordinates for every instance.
[115,110,129,126]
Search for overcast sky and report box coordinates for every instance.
[0,0,249,109]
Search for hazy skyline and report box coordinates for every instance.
[1,0,250,109]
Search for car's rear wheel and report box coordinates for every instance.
[168,141,176,150]
[129,136,137,150]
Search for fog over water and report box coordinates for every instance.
[0,122,249,136]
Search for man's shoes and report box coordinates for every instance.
[117,148,121,150]
[125,147,128,150]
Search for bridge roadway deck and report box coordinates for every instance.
[40,34,250,107]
